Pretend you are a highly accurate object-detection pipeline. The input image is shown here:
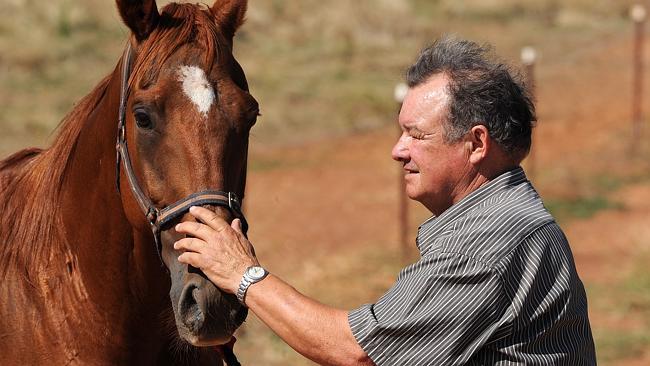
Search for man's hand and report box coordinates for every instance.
[174,206,258,294]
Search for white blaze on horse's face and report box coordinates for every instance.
[177,65,215,118]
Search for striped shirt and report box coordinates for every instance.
[349,167,596,365]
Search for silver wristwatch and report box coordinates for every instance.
[236,265,269,305]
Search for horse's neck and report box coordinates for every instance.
[58,71,154,309]
[57,68,174,357]
[0,67,171,364]
[55,69,223,365]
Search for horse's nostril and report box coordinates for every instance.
[179,284,205,332]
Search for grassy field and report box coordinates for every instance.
[2,0,650,364]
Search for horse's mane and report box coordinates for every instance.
[0,3,227,277]
[0,75,111,275]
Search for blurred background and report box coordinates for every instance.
[1,0,650,364]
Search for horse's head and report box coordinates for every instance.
[115,0,256,346]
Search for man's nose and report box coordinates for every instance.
[391,132,409,162]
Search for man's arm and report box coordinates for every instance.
[174,206,374,366]
[245,274,374,366]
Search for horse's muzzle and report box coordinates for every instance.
[175,273,247,346]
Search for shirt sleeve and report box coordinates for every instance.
[494,222,596,364]
[348,252,507,366]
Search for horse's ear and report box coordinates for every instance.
[116,0,160,42]
[211,0,248,38]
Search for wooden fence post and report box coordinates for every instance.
[630,4,646,154]
[521,46,538,180]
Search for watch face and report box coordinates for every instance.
[248,266,266,280]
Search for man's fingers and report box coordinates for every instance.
[177,251,204,268]
[189,206,231,232]
[175,221,214,241]
[174,237,206,253]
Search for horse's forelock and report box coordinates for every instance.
[129,3,229,90]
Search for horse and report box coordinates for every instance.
[0,0,259,364]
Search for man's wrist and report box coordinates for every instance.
[236,265,269,305]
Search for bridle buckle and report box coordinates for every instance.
[228,192,238,211]
[146,207,158,225]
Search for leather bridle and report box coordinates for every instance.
[115,42,249,271]
[114,41,246,366]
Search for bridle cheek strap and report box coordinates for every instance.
[115,43,249,272]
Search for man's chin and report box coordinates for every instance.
[404,175,419,192]
[404,187,422,202]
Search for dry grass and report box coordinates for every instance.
[0,0,638,152]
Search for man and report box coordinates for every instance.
[174,37,596,365]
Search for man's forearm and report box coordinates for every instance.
[245,274,374,366]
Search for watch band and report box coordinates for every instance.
[236,266,268,305]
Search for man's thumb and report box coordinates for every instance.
[231,218,243,233]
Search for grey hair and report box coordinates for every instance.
[406,36,536,160]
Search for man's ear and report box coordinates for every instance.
[116,0,159,42]
[467,125,490,165]
[211,0,248,39]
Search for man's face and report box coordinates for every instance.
[391,74,471,215]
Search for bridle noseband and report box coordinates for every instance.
[115,43,249,270]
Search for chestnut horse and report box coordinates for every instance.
[0,0,258,364]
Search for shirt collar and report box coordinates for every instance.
[417,166,528,245]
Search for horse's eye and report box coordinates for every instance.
[134,109,154,129]
[250,110,261,126]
